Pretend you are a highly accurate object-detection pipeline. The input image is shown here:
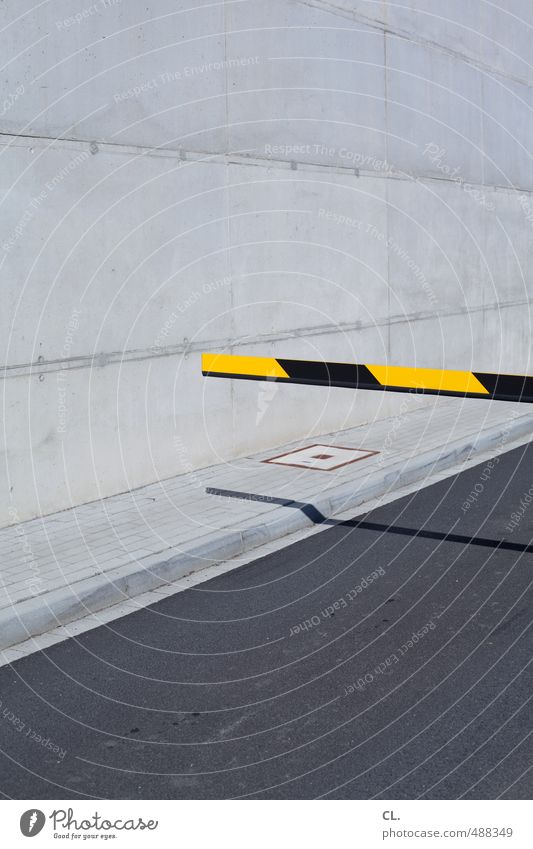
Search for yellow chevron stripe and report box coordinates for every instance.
[202,352,289,379]
[366,364,489,395]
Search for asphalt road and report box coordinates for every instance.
[0,442,531,799]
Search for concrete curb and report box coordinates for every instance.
[1,412,532,651]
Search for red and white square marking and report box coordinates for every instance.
[263,444,379,471]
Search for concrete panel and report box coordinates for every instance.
[480,187,533,305]
[311,1,532,88]
[386,34,484,184]
[226,164,389,340]
[388,301,533,376]
[0,0,226,152]
[388,309,487,373]
[386,176,497,315]
[1,351,235,526]
[387,1,482,63]
[226,0,387,168]
[298,1,483,65]
[482,73,533,190]
[480,0,533,84]
[0,139,230,366]
[487,300,533,373]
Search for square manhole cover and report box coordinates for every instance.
[263,444,379,471]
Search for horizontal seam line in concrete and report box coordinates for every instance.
[3,298,533,379]
[1,132,532,195]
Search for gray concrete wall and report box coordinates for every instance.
[2,0,533,524]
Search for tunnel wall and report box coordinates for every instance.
[2,0,532,524]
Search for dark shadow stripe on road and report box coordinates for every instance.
[206,487,533,556]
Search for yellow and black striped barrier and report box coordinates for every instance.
[202,352,533,403]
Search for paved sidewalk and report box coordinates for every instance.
[2,397,533,650]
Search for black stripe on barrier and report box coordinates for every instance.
[276,359,381,388]
[474,373,533,403]
[204,369,506,399]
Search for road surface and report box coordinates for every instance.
[0,443,531,799]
